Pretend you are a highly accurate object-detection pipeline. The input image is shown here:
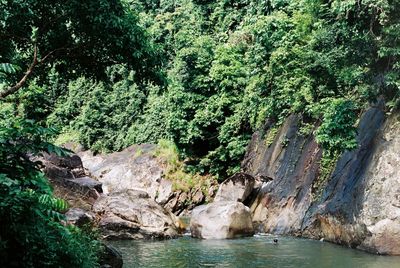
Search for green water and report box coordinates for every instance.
[110,235,400,268]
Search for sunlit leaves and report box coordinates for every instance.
[316,99,358,153]
[15,0,400,179]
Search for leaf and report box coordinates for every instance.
[0,63,20,74]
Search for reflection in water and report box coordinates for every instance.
[109,235,400,268]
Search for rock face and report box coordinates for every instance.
[243,114,322,234]
[42,149,182,240]
[63,177,103,198]
[190,201,254,239]
[214,173,255,202]
[93,189,179,240]
[78,144,163,198]
[42,152,85,178]
[244,102,400,255]
[65,208,95,227]
[41,152,103,204]
[302,108,400,255]
[78,144,215,215]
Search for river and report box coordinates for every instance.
[109,235,400,267]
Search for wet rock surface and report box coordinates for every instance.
[243,114,322,234]
[304,108,400,255]
[302,103,387,250]
[99,244,123,268]
[190,201,254,239]
[244,103,400,255]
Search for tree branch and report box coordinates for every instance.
[0,45,72,99]
[0,41,93,100]
[0,45,38,99]
[40,47,68,63]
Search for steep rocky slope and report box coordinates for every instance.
[243,103,400,255]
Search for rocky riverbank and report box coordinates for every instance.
[42,143,217,241]
[43,104,400,257]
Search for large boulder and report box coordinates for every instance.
[78,144,215,214]
[43,162,75,181]
[40,153,103,206]
[78,144,163,198]
[214,173,255,203]
[93,189,179,240]
[43,152,83,170]
[190,201,254,239]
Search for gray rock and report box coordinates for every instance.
[301,103,399,254]
[207,185,218,201]
[244,101,400,255]
[214,173,255,203]
[243,114,322,234]
[357,112,400,255]
[190,201,254,239]
[65,208,95,227]
[93,189,179,240]
[156,179,173,205]
[64,177,103,198]
[78,144,212,214]
[100,244,123,268]
[43,152,83,169]
[78,145,164,199]
[42,152,85,178]
[98,215,141,239]
[164,191,180,212]
[44,162,74,181]
[191,189,205,204]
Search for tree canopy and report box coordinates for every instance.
[0,0,160,98]
[1,0,399,264]
[1,0,400,176]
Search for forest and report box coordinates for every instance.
[1,0,399,266]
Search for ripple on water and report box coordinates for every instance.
[109,236,400,268]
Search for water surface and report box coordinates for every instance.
[110,235,400,268]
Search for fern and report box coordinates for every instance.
[0,63,20,82]
[0,63,19,74]
[38,194,69,221]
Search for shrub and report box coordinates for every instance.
[0,119,100,267]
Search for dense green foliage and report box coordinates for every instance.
[2,1,400,179]
[0,119,100,267]
[1,0,399,264]
[0,0,159,265]
[0,0,159,82]
[38,0,399,178]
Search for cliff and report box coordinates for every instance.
[243,102,400,255]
